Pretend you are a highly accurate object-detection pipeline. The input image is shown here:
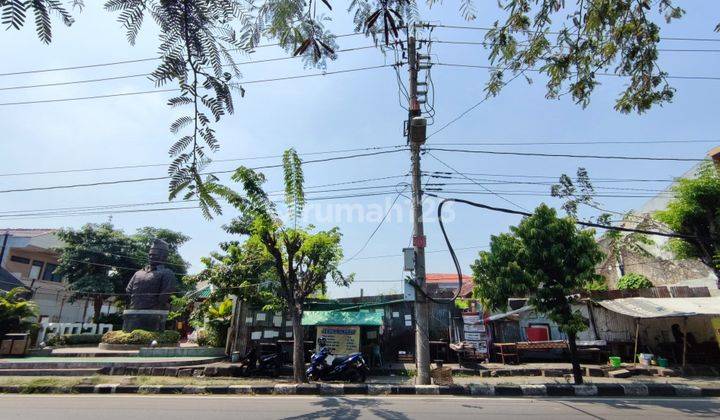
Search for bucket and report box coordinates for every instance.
[638,353,653,366]
[609,356,622,368]
[658,357,668,368]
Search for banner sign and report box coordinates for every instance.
[316,326,360,355]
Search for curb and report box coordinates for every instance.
[0,383,717,397]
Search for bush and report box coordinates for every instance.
[47,334,103,347]
[617,273,653,290]
[101,329,180,346]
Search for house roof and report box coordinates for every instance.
[426,273,475,297]
[0,266,26,292]
[596,297,720,319]
[1,229,58,238]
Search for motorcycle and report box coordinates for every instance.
[306,338,370,382]
[237,345,283,377]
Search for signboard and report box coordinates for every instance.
[316,326,360,355]
[464,324,486,333]
[462,311,489,357]
[712,318,720,351]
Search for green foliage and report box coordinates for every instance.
[101,329,180,345]
[655,162,720,274]
[483,0,687,113]
[0,287,38,338]
[1,0,77,43]
[617,273,653,290]
[47,333,102,347]
[454,299,471,310]
[583,277,609,292]
[472,204,604,335]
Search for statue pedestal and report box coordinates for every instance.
[122,309,169,332]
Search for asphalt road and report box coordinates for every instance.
[1,395,719,419]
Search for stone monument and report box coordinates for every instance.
[122,239,177,332]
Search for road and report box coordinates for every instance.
[1,395,718,419]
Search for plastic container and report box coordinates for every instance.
[638,353,653,366]
[609,356,622,368]
[657,357,668,368]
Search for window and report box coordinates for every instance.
[42,263,61,282]
[29,260,44,280]
[10,255,30,264]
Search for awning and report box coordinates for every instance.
[302,310,383,326]
[596,297,720,319]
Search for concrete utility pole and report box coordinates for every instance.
[407,30,431,385]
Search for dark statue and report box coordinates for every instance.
[122,239,177,332]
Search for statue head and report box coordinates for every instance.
[148,238,169,268]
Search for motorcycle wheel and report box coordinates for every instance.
[346,368,366,383]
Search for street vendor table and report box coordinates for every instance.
[493,342,519,364]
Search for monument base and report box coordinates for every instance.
[122,309,169,332]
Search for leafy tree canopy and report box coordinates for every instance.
[471,204,605,383]
[4,0,717,216]
[655,162,720,280]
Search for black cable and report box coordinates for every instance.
[0,45,382,92]
[0,33,366,77]
[424,23,720,43]
[0,148,408,194]
[0,145,405,178]
[0,64,396,107]
[424,147,706,162]
[433,39,720,53]
[436,62,720,81]
[341,185,410,264]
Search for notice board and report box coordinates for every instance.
[316,326,360,355]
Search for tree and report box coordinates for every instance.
[551,168,654,279]
[55,223,190,325]
[655,162,720,288]
[211,148,351,382]
[0,287,38,338]
[5,1,716,216]
[617,273,653,290]
[471,204,604,384]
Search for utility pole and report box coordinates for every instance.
[407,29,431,385]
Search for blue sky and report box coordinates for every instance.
[1,2,719,298]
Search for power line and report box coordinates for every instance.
[424,147,707,162]
[436,62,720,81]
[0,145,405,178]
[433,39,720,53]
[430,139,720,146]
[425,151,530,212]
[0,33,366,77]
[0,45,384,92]
[0,64,397,107]
[341,186,409,265]
[0,148,408,194]
[423,170,680,183]
[424,23,720,43]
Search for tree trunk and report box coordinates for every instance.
[93,297,104,332]
[567,331,584,385]
[290,305,305,383]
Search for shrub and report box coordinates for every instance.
[617,273,653,290]
[101,329,181,346]
[47,334,103,347]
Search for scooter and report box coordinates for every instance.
[306,337,370,382]
[237,345,283,377]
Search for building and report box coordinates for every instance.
[0,229,100,323]
[596,148,719,295]
[425,273,474,298]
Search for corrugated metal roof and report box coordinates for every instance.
[596,297,720,318]
[1,229,58,237]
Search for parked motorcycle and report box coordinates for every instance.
[237,345,283,377]
[306,337,370,382]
